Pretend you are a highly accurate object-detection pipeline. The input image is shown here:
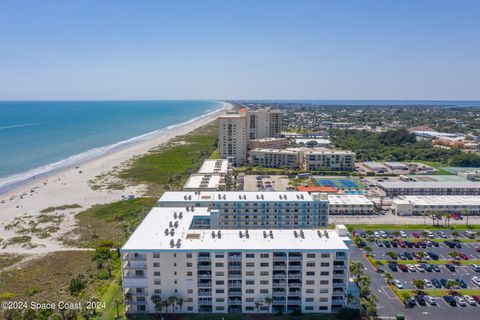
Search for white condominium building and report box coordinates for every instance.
[183,174,225,191]
[377,181,480,196]
[250,148,301,169]
[198,159,232,176]
[392,195,480,216]
[247,108,283,140]
[121,207,350,315]
[303,149,355,171]
[218,114,248,166]
[158,191,329,228]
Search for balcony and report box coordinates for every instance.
[197,274,212,279]
[123,254,147,261]
[197,283,212,288]
[197,265,212,270]
[198,256,211,261]
[288,265,302,271]
[288,256,302,262]
[123,262,147,270]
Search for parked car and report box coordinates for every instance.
[412,232,420,238]
[432,278,442,288]
[440,278,448,288]
[407,264,417,272]
[472,276,480,287]
[444,295,457,306]
[471,264,480,272]
[393,279,403,289]
[416,264,425,272]
[456,278,467,288]
[398,264,408,272]
[421,263,432,272]
[431,241,440,247]
[404,252,413,260]
[415,295,426,306]
[464,295,476,305]
[427,252,439,260]
[446,264,456,272]
[405,297,416,308]
[432,264,440,272]
[459,253,469,260]
[424,279,433,288]
[453,240,462,248]
[437,231,447,238]
[398,253,406,260]
[388,262,398,271]
[376,240,383,247]
[455,296,467,306]
[400,231,407,238]
[425,295,437,305]
[473,295,480,303]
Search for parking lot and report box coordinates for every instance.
[242,175,291,191]
[351,228,480,319]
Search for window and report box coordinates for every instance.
[215,272,224,276]
[246,271,254,276]
[153,262,160,267]
[321,271,329,276]
[186,263,192,267]
[260,253,269,258]
[260,289,269,294]
[305,306,314,311]
[246,262,254,267]
[321,262,330,267]
[153,271,161,276]
[260,262,269,267]
[186,253,192,258]
[215,254,224,258]
[215,262,224,267]
[306,271,315,276]
[187,272,193,276]
[306,262,315,267]
[245,297,254,302]
[153,253,160,258]
[260,271,269,276]
[154,289,161,294]
[320,288,329,293]
[154,280,161,285]
[305,289,314,294]
[216,298,225,302]
[246,280,254,285]
[216,289,224,294]
[305,297,314,302]
[260,280,269,285]
[321,253,330,258]
[187,289,193,294]
[320,280,329,285]
[306,253,315,258]
[246,253,255,258]
[319,297,329,302]
[306,280,315,285]
[246,289,254,294]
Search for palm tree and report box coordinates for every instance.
[384,272,394,284]
[420,231,428,240]
[386,251,397,260]
[151,295,163,316]
[392,231,401,238]
[363,245,372,256]
[176,297,184,313]
[263,297,273,312]
[346,293,357,307]
[168,296,177,314]
[255,300,263,313]
[463,209,470,227]
[162,300,170,314]
[451,231,460,241]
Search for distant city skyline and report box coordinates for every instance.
[0,0,479,100]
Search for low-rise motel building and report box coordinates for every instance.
[121,205,351,315]
[392,195,480,216]
[377,181,480,196]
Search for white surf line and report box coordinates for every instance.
[0,122,43,130]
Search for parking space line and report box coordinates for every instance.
[381,286,398,300]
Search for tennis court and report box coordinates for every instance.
[314,178,365,190]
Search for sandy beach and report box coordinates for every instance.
[0,103,231,253]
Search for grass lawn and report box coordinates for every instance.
[61,197,157,248]
[119,122,218,195]
[208,148,220,159]
[347,224,480,231]
[394,288,480,297]
[413,160,452,175]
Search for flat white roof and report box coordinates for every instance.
[384,162,409,169]
[184,174,223,190]
[378,181,480,189]
[122,207,348,251]
[250,137,287,142]
[328,195,374,206]
[363,161,387,169]
[251,148,298,155]
[159,191,325,203]
[393,195,480,206]
[198,159,229,174]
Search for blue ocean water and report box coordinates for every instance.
[0,100,223,192]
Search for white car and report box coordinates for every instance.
[425,295,437,305]
[407,264,416,272]
[393,279,403,289]
[416,264,425,272]
[424,279,433,288]
[374,231,380,238]
[472,276,480,287]
[400,231,407,238]
[456,296,467,306]
[464,295,476,305]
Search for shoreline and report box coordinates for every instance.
[0,102,227,194]
[0,102,231,253]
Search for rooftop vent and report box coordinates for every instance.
[269,230,273,238]
[245,230,250,238]
[174,221,179,228]
[294,230,298,238]
[173,212,178,219]
[317,230,322,238]
[169,221,173,228]
[239,231,243,238]
[263,230,267,238]
[211,231,216,238]
[176,239,181,248]
[179,212,183,219]
[217,230,222,238]
[170,229,175,236]
[300,230,305,239]
[164,228,169,235]
[324,230,329,238]
[170,239,175,247]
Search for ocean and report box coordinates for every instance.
[0,100,224,193]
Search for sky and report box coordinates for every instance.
[0,0,479,100]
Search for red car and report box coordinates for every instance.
[473,296,480,303]
[475,247,480,253]
[459,253,469,260]
[398,264,408,272]
[412,232,420,238]
[399,241,406,248]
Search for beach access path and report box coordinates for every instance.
[0,103,231,254]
